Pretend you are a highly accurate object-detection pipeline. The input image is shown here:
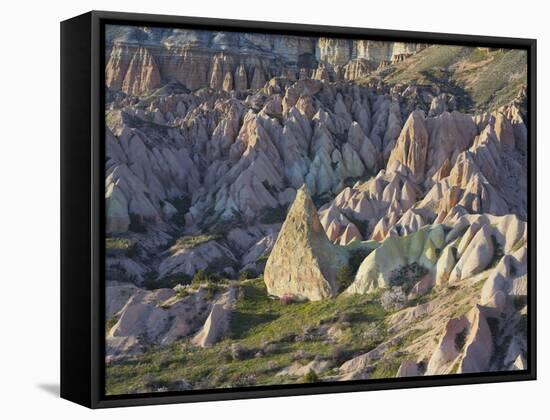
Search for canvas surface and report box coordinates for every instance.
[103,24,529,395]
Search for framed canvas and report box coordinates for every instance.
[60,10,536,408]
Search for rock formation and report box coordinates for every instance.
[264,186,348,301]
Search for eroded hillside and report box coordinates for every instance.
[103,28,528,394]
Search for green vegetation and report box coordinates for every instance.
[191,269,210,286]
[348,248,371,272]
[143,273,191,290]
[335,248,371,292]
[369,356,404,379]
[170,234,221,253]
[335,265,355,293]
[389,263,428,293]
[230,279,387,348]
[364,45,527,112]
[175,288,189,299]
[467,48,490,63]
[105,278,390,394]
[106,237,137,257]
[511,237,527,252]
[239,270,255,281]
[303,369,319,383]
[106,316,119,332]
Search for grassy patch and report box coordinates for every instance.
[369,355,404,379]
[170,234,221,253]
[106,316,119,332]
[231,279,387,347]
[371,45,526,112]
[105,279,410,394]
[511,238,527,252]
[468,48,490,63]
[106,237,136,257]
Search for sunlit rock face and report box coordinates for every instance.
[264,186,348,301]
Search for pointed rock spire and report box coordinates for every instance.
[264,185,347,301]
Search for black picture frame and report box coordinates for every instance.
[61,10,537,409]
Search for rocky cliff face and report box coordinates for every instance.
[105,26,424,95]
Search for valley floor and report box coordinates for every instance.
[106,271,524,394]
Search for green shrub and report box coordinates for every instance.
[106,237,137,257]
[336,265,355,292]
[348,249,370,273]
[106,316,119,331]
[191,269,210,286]
[239,270,255,281]
[389,262,428,293]
[175,288,189,299]
[143,273,191,290]
[170,234,220,253]
[303,369,319,383]
[204,283,221,300]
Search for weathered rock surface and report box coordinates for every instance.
[158,239,237,279]
[192,288,237,347]
[106,28,425,95]
[264,186,348,300]
[106,285,214,360]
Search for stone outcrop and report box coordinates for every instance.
[346,225,445,294]
[106,286,214,361]
[106,45,161,95]
[105,28,426,95]
[192,288,237,347]
[264,186,347,301]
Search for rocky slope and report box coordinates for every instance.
[104,27,529,394]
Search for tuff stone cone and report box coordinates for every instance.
[264,185,346,301]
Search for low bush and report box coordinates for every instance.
[380,286,407,311]
[239,270,255,281]
[335,265,355,292]
[303,369,319,383]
